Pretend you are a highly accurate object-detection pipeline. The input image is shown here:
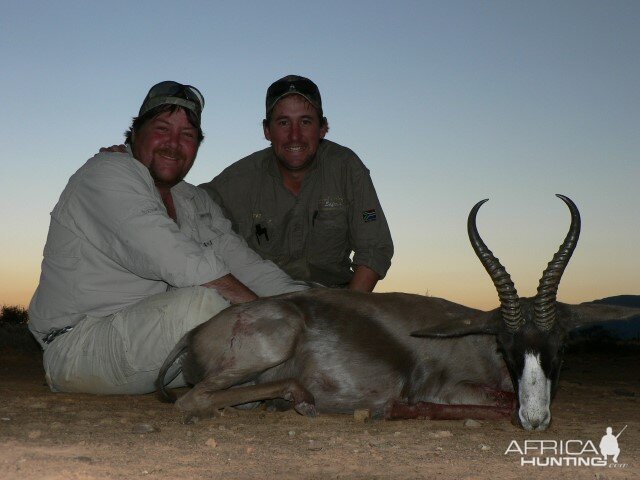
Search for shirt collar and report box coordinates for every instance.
[171,180,194,199]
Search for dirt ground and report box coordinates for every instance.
[0,347,638,480]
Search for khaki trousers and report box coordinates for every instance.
[43,286,229,394]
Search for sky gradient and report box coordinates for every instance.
[2,1,638,311]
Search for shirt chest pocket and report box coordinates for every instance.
[309,208,349,261]
[192,212,225,247]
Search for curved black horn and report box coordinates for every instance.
[533,194,581,331]
[468,199,524,332]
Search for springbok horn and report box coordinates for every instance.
[533,194,581,331]
[468,199,524,332]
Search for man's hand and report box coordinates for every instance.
[202,274,259,304]
[99,144,127,153]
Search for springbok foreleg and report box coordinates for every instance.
[176,378,316,423]
[384,400,514,420]
[384,387,516,421]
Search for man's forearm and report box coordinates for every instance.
[348,265,380,292]
[202,274,258,304]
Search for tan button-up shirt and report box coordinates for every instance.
[200,140,393,287]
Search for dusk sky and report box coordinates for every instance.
[2,1,638,311]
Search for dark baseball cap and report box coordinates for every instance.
[265,75,322,114]
[139,81,205,125]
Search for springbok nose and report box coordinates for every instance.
[529,418,542,429]
[522,410,550,430]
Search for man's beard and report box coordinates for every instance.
[150,148,188,187]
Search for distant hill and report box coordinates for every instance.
[569,295,640,345]
[589,295,640,309]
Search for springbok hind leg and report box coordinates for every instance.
[176,378,317,423]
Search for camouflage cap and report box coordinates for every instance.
[139,81,205,125]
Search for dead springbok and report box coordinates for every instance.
[157,195,639,430]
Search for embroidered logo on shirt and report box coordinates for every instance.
[319,197,344,209]
[362,209,377,222]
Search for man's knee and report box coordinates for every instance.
[111,287,227,365]
[141,286,230,348]
[180,286,230,330]
[129,286,229,330]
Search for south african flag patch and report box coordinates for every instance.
[362,209,377,222]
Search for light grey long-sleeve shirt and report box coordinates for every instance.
[29,150,306,339]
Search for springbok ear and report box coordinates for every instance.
[411,310,501,338]
[561,302,640,331]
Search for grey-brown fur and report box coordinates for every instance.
[157,289,639,427]
[156,196,640,428]
[157,289,512,421]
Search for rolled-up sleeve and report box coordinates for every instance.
[55,155,231,288]
[347,166,394,279]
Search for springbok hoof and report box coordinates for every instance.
[294,401,317,417]
[182,413,200,425]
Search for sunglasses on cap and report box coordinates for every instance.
[139,81,205,119]
[265,76,322,113]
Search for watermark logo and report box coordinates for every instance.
[599,425,625,464]
[505,425,628,468]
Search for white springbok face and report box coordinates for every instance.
[518,352,552,430]
[496,315,566,431]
